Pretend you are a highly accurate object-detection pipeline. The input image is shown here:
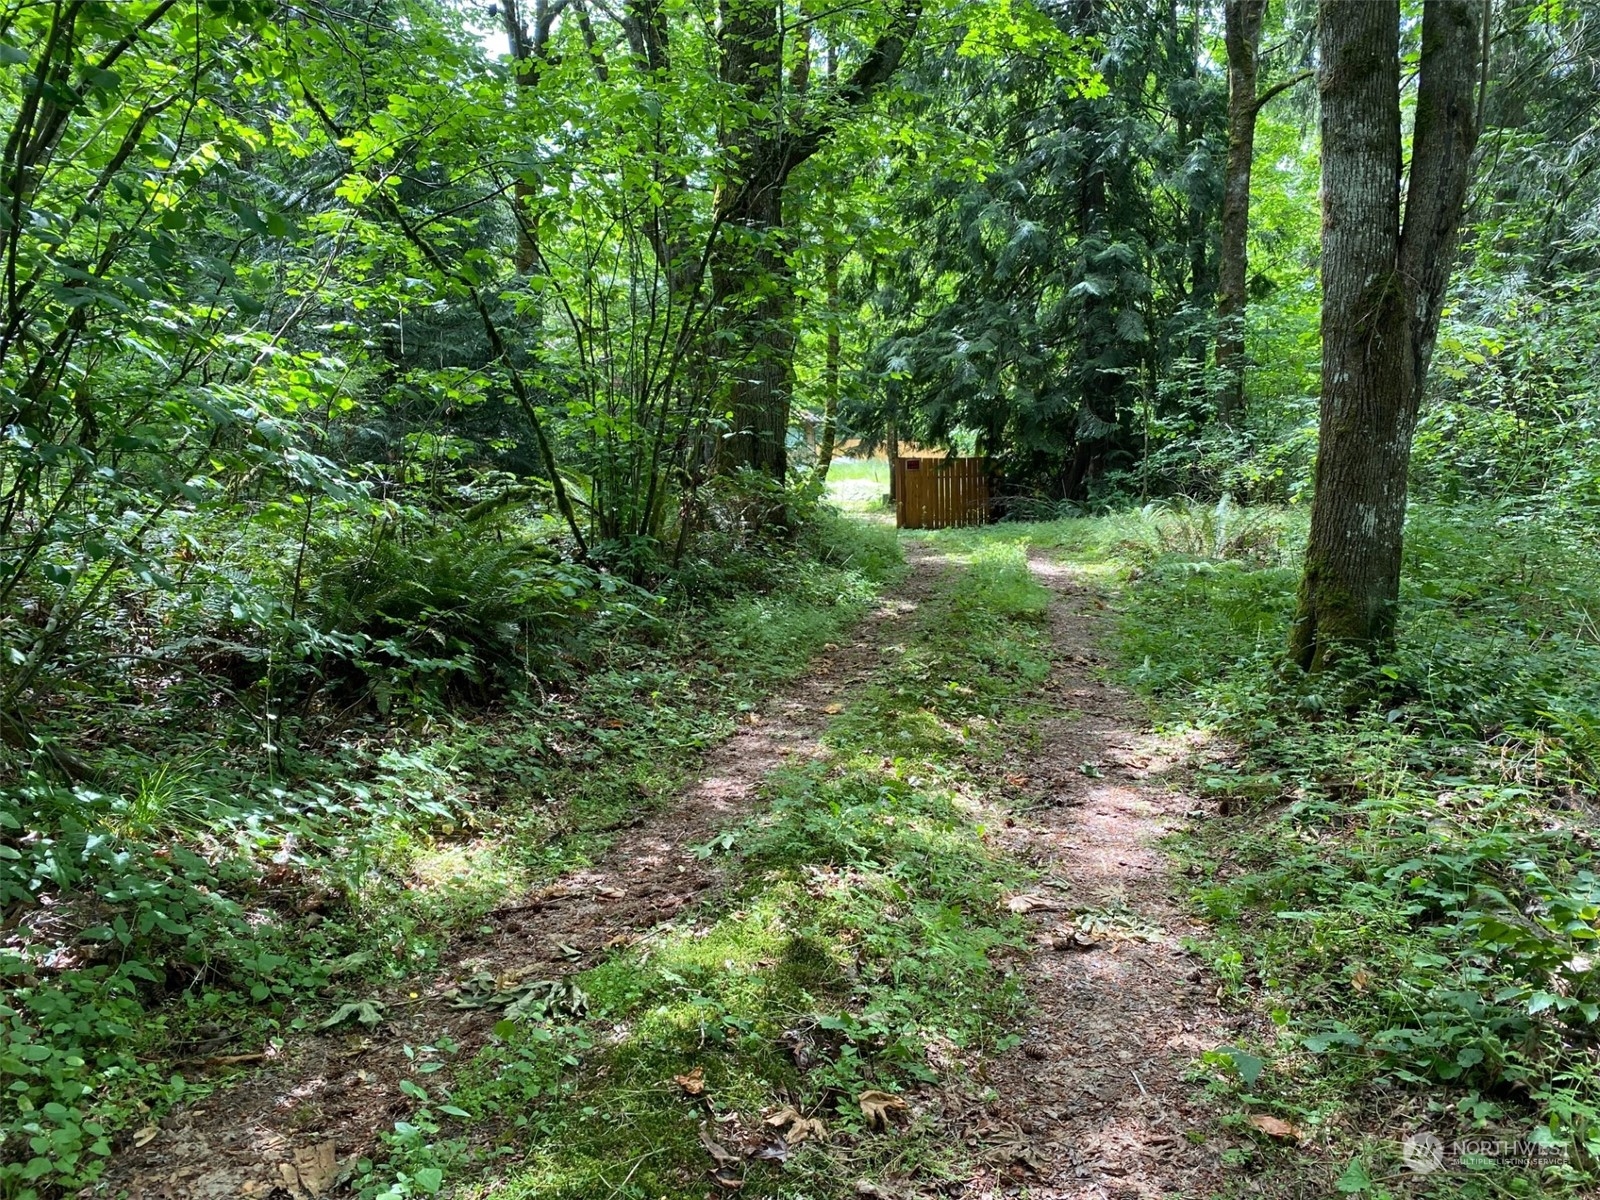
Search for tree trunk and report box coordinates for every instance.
[1289,0,1481,671]
[712,175,796,480]
[710,0,920,483]
[814,248,842,479]
[886,404,899,501]
[1215,0,1265,423]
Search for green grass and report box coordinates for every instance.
[348,541,1056,1200]
[1020,498,1600,1198]
[0,512,903,1199]
[823,457,892,514]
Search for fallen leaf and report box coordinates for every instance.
[765,1106,826,1144]
[699,1122,739,1166]
[712,1173,745,1190]
[857,1089,909,1131]
[675,1066,706,1096]
[131,1125,160,1148]
[1005,892,1066,914]
[1246,1114,1303,1142]
[292,1141,339,1195]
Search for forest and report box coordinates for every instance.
[3,0,1600,1196]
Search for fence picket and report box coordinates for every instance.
[893,457,991,530]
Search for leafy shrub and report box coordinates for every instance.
[1100,500,1600,1179]
[303,523,623,701]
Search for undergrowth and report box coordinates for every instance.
[0,508,900,1198]
[1079,499,1600,1198]
[350,542,1054,1199]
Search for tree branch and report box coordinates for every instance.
[1250,68,1312,114]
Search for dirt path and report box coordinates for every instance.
[101,551,947,1200]
[956,553,1231,1199]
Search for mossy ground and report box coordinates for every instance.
[357,541,1057,1200]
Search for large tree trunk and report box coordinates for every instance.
[1289,0,1481,671]
[712,174,796,479]
[710,0,920,483]
[712,0,791,479]
[1215,0,1266,423]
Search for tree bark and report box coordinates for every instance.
[1215,0,1266,423]
[501,0,569,273]
[814,247,841,479]
[710,0,920,482]
[1289,0,1481,671]
[712,168,796,479]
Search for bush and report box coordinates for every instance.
[1100,499,1600,1180]
[302,521,625,702]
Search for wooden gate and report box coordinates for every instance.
[893,457,991,530]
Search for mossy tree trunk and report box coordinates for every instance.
[1290,0,1482,671]
[711,0,920,483]
[1215,0,1265,424]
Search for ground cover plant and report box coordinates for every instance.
[323,541,1055,1198]
[1063,499,1600,1197]
[0,503,901,1197]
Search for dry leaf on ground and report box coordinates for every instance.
[1005,892,1067,914]
[765,1106,827,1144]
[675,1066,706,1095]
[857,1089,909,1131]
[1246,1114,1303,1142]
[698,1122,739,1166]
[1040,929,1100,951]
[292,1141,339,1195]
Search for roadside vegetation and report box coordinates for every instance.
[994,500,1600,1198]
[1,500,899,1198]
[7,0,1600,1197]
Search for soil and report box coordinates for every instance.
[947,554,1232,1200]
[96,544,1234,1200]
[96,553,948,1200]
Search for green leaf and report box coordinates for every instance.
[1334,1158,1373,1193]
[317,1000,385,1030]
[398,1079,429,1101]
[413,1167,443,1193]
[1216,1045,1264,1086]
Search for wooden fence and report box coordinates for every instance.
[893,456,991,530]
